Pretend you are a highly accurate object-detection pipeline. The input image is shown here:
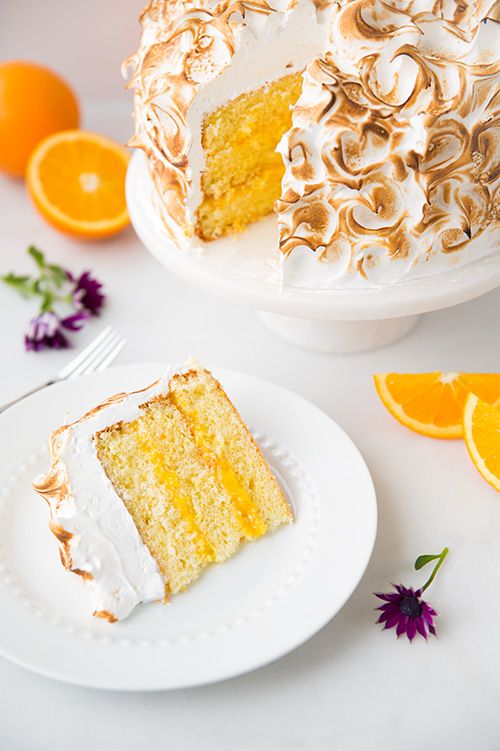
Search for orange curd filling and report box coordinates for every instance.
[170,400,266,540]
[135,435,215,562]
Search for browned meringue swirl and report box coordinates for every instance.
[277,0,499,281]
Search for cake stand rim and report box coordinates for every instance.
[126,150,500,322]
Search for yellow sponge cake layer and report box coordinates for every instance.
[95,398,244,594]
[169,367,292,534]
[95,363,292,597]
[197,72,303,241]
[196,166,286,241]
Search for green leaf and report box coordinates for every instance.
[40,289,54,312]
[28,245,46,269]
[1,273,35,298]
[415,554,442,571]
[420,547,449,593]
[47,263,69,289]
[2,273,31,286]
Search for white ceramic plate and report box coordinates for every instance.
[0,363,377,691]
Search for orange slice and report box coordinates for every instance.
[463,394,500,491]
[27,130,129,239]
[374,373,500,439]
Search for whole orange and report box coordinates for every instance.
[0,61,79,177]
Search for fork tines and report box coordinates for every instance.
[57,327,127,380]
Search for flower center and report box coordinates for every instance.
[400,595,422,618]
[79,172,100,193]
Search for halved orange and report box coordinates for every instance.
[374,373,500,439]
[463,394,500,491]
[26,130,129,239]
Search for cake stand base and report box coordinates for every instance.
[258,311,420,353]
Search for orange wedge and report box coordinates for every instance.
[374,373,500,439]
[463,394,500,491]
[27,130,129,239]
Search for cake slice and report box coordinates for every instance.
[33,359,292,622]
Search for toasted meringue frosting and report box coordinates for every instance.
[126,0,500,288]
[33,376,175,622]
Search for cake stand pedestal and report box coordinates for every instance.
[127,151,500,353]
[258,312,420,354]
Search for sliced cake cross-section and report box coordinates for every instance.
[33,360,292,622]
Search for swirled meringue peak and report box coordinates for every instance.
[278,1,500,288]
[127,0,500,289]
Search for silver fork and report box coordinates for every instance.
[0,326,127,414]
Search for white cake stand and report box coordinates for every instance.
[126,151,500,353]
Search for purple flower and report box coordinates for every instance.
[3,246,105,352]
[25,312,68,351]
[24,310,88,352]
[375,585,438,642]
[72,271,105,316]
[374,547,449,643]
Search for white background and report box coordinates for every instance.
[1,2,500,749]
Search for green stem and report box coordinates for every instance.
[421,547,449,593]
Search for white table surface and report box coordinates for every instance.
[0,99,499,750]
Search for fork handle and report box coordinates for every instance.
[0,379,56,415]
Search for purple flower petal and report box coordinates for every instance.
[374,592,401,603]
[51,329,70,349]
[422,602,438,617]
[61,310,88,331]
[416,616,429,640]
[422,608,436,626]
[377,610,396,624]
[377,607,396,621]
[396,615,408,637]
[376,602,399,612]
[384,613,403,630]
[406,618,417,642]
[73,271,105,316]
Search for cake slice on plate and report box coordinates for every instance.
[33,359,292,622]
